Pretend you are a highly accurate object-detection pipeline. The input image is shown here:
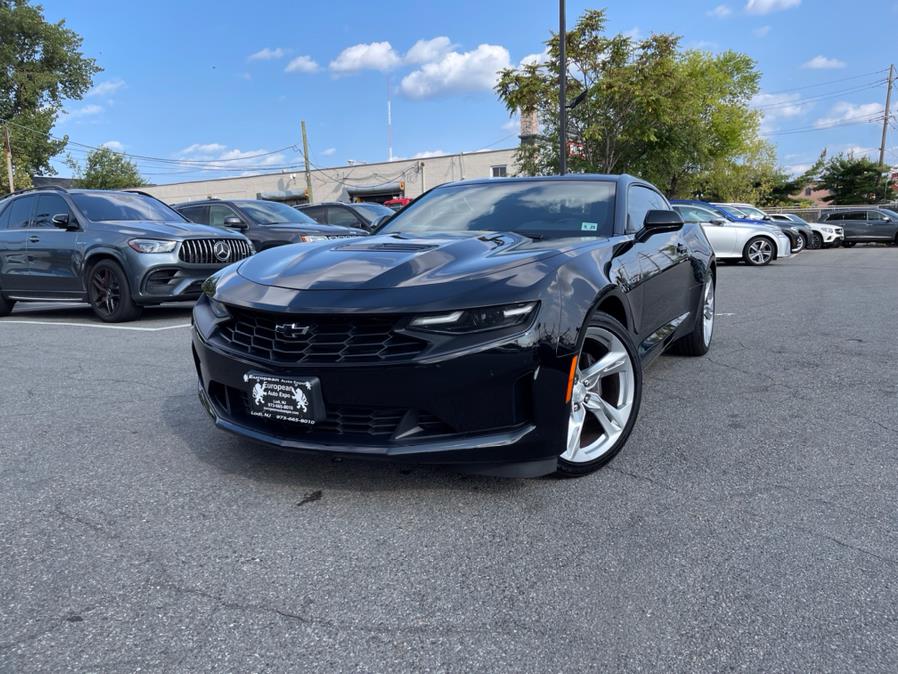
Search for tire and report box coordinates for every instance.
[669,275,714,357]
[743,236,775,266]
[87,260,143,323]
[0,294,15,317]
[556,313,643,477]
[810,232,823,249]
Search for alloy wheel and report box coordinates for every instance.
[561,327,636,464]
[748,239,773,264]
[90,267,121,318]
[702,279,715,347]
[793,234,805,252]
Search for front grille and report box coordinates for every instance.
[216,308,428,364]
[208,385,455,441]
[179,238,253,265]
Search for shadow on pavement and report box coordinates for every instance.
[7,301,195,323]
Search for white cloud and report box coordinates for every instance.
[176,143,288,171]
[412,150,446,158]
[785,163,811,177]
[330,41,401,73]
[815,102,883,128]
[405,37,456,65]
[745,0,800,14]
[752,92,808,119]
[519,48,550,67]
[100,140,124,152]
[802,55,846,69]
[753,25,771,37]
[86,79,125,97]
[60,104,103,122]
[285,55,319,73]
[688,40,719,51]
[321,147,336,156]
[248,47,286,61]
[707,4,732,18]
[399,44,511,99]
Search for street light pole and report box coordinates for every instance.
[558,0,567,175]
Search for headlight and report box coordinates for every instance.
[408,302,538,334]
[128,238,178,253]
[820,226,835,233]
[299,235,329,243]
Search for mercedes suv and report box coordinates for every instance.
[0,187,253,322]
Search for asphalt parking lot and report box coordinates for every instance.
[1,246,896,672]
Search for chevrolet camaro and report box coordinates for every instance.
[192,175,715,477]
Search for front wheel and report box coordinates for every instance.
[743,237,775,266]
[556,314,643,477]
[792,234,805,253]
[87,260,143,323]
[810,232,823,249]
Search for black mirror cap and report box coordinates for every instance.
[223,216,247,230]
[710,218,726,225]
[51,213,76,230]
[637,209,684,241]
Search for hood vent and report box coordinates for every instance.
[335,242,438,253]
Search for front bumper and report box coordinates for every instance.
[817,228,843,244]
[190,303,570,468]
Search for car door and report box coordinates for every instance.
[628,186,692,339]
[865,210,896,240]
[839,211,867,240]
[327,205,366,229]
[27,193,84,297]
[0,195,36,294]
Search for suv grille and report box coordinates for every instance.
[216,309,428,364]
[179,238,253,265]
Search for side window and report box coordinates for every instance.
[0,201,10,229]
[208,204,238,227]
[824,212,842,221]
[844,211,865,221]
[627,186,668,232]
[33,194,72,228]
[327,206,362,227]
[6,196,36,229]
[301,206,325,223]
[867,210,888,222]
[179,205,209,224]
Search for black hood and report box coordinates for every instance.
[237,231,600,291]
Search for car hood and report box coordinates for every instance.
[94,220,246,239]
[237,231,594,290]
[264,223,367,236]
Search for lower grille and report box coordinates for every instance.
[216,308,428,364]
[179,238,253,265]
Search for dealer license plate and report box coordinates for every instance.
[243,372,325,425]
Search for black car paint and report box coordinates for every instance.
[297,202,395,231]
[191,175,714,473]
[174,199,365,251]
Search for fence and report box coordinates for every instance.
[765,202,898,222]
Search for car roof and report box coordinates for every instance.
[439,174,642,189]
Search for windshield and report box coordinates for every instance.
[880,208,898,219]
[379,180,616,238]
[70,192,186,222]
[785,214,808,224]
[354,203,394,222]
[737,206,767,219]
[236,200,317,225]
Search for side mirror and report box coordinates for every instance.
[710,218,725,226]
[51,213,78,231]
[637,209,684,241]
[369,214,390,231]
[223,216,247,230]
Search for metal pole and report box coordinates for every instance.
[878,64,893,168]
[3,126,13,193]
[301,120,314,204]
[558,0,567,175]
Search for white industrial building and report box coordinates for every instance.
[141,148,518,206]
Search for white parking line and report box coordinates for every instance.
[0,320,191,332]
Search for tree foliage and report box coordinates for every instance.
[0,0,100,193]
[495,9,770,198]
[815,155,894,204]
[66,147,147,189]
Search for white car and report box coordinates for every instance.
[672,203,792,266]
[767,213,844,249]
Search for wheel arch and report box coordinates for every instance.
[745,234,778,261]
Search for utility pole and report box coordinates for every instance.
[878,64,894,168]
[3,125,13,194]
[558,0,567,175]
[300,120,313,204]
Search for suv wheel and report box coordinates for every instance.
[0,293,15,317]
[810,232,823,249]
[87,260,143,322]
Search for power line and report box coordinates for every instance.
[754,79,886,110]
[762,68,890,96]
[767,113,885,136]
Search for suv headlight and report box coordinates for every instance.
[128,238,178,253]
[408,302,538,334]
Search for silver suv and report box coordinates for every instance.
[0,187,253,322]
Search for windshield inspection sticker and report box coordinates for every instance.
[581,222,598,232]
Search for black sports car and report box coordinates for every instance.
[192,175,715,477]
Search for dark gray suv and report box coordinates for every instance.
[820,208,898,246]
[0,187,253,322]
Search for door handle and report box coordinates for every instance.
[28,235,40,243]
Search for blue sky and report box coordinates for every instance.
[43,0,898,183]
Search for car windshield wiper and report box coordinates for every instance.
[515,232,544,241]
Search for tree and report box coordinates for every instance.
[0,0,100,194]
[66,147,147,189]
[495,9,767,197]
[815,155,895,204]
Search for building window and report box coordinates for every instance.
[804,187,812,196]
[491,165,508,178]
